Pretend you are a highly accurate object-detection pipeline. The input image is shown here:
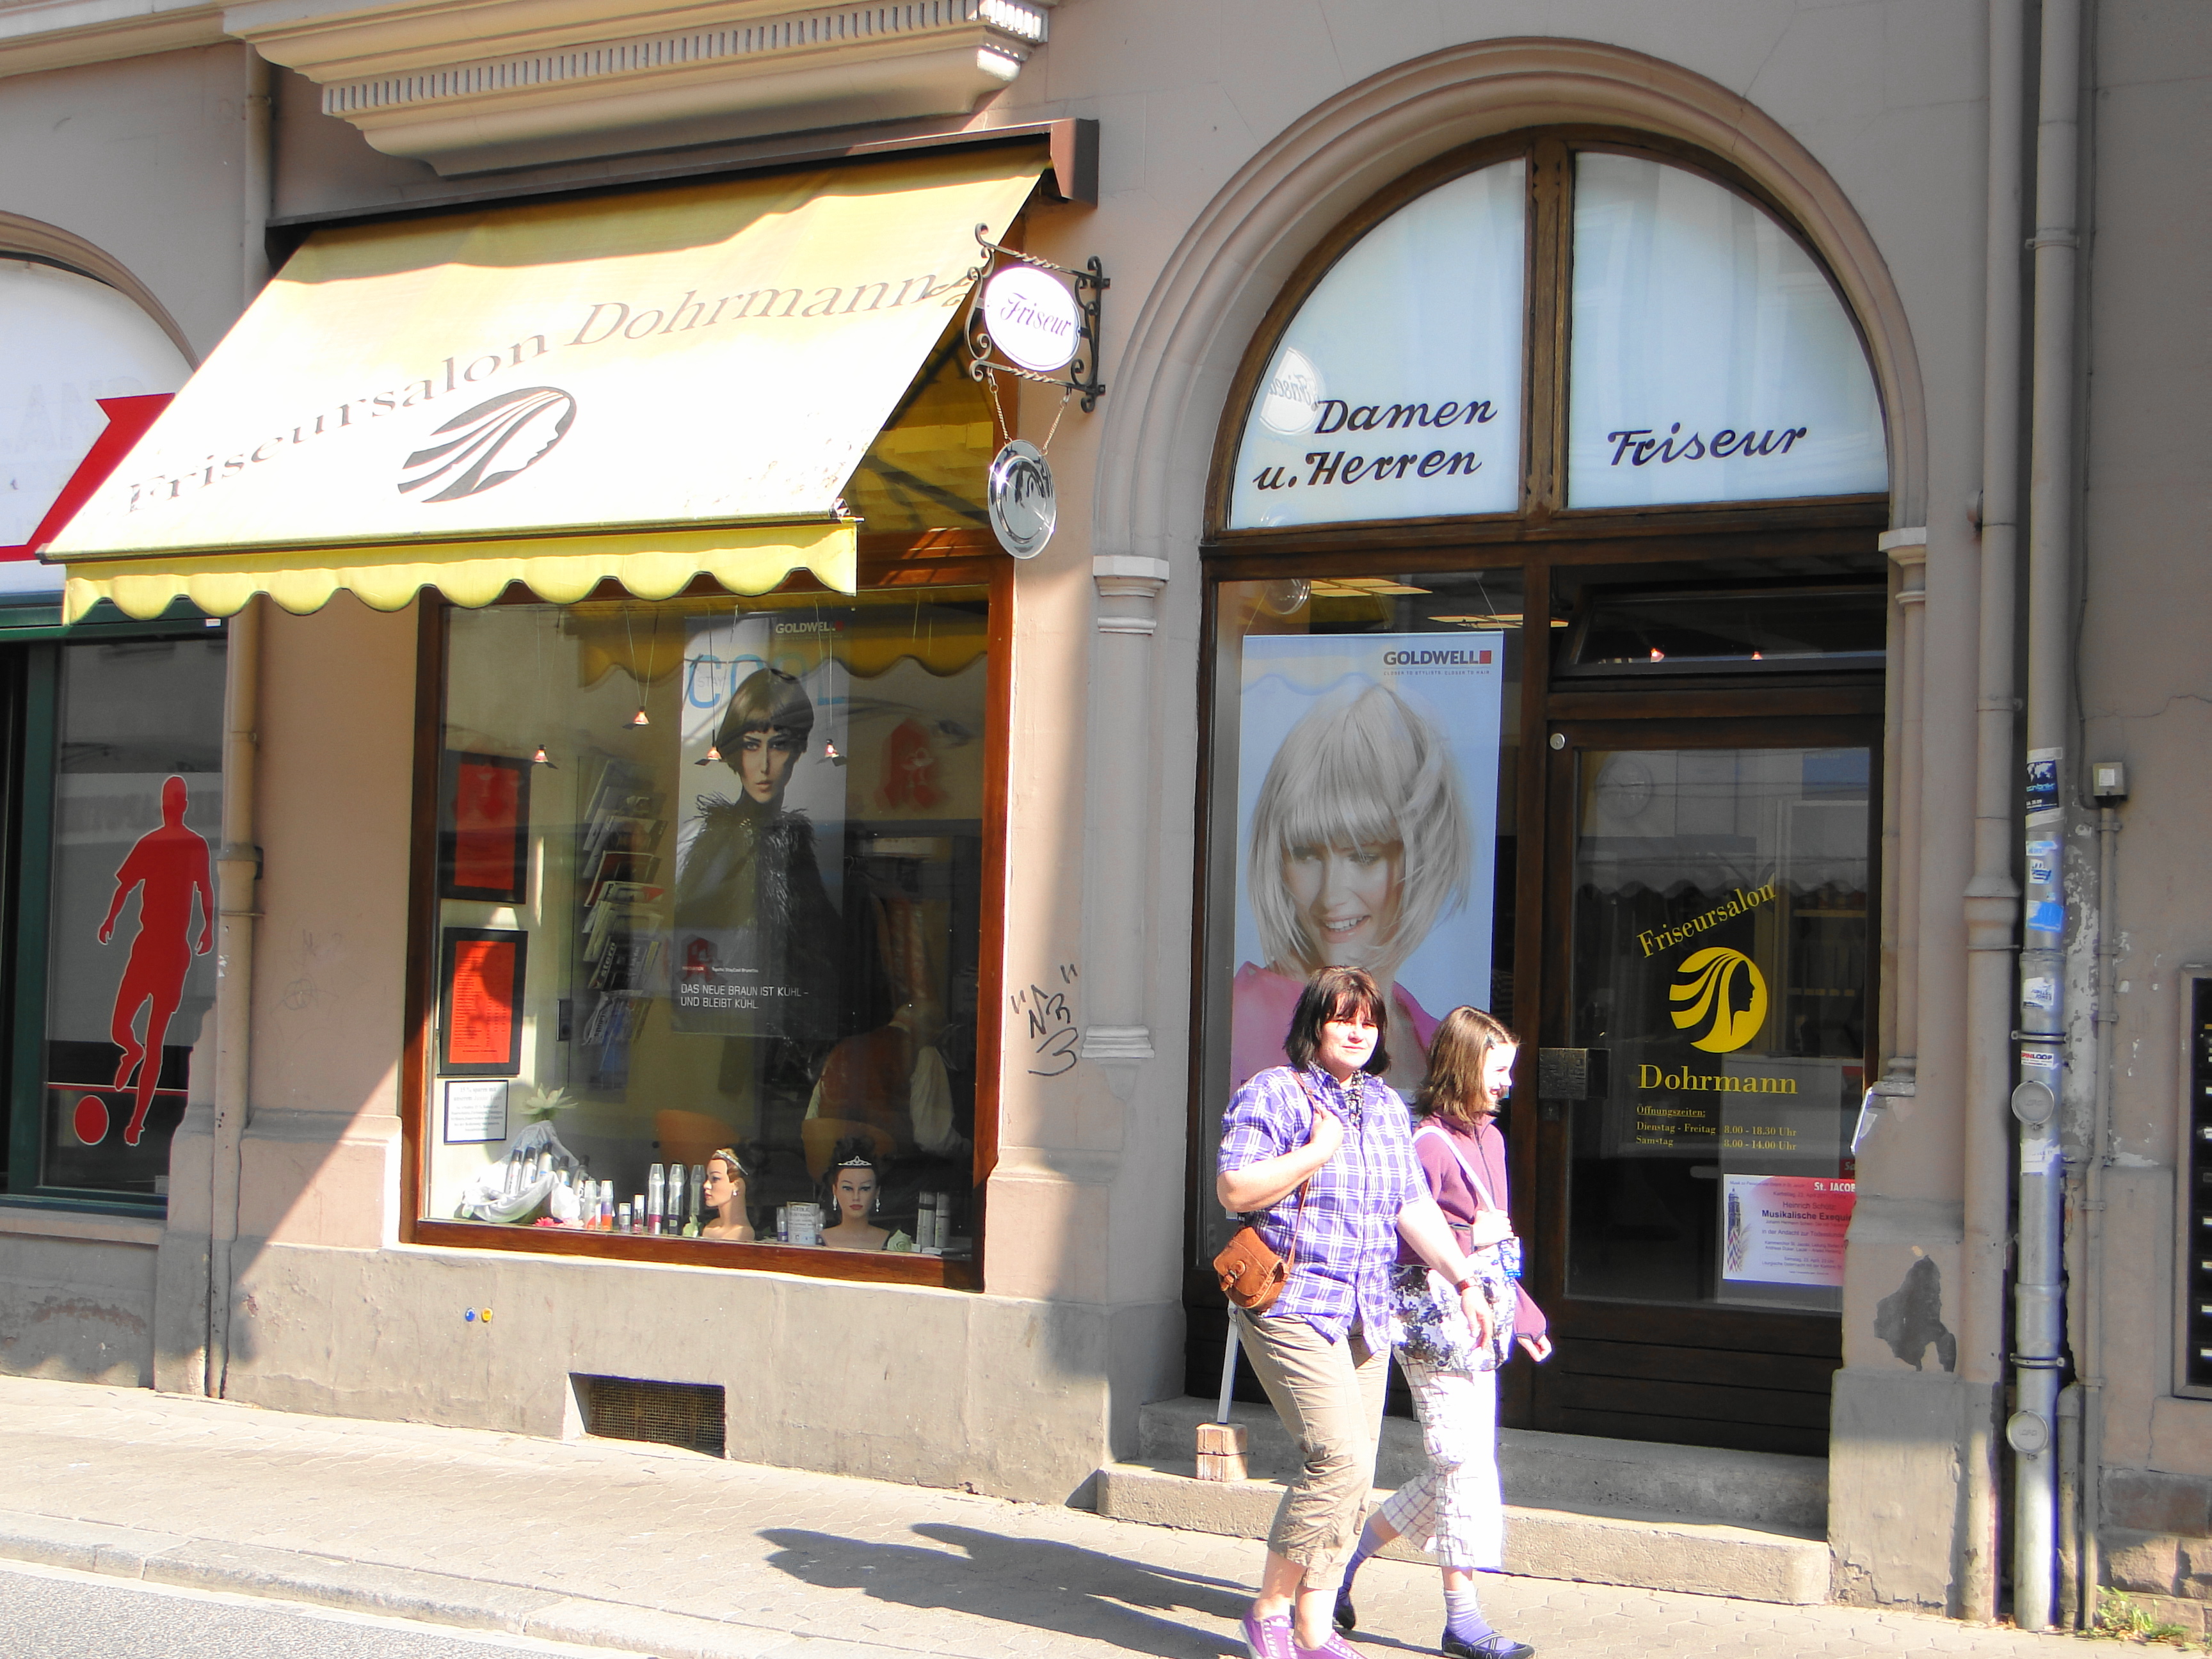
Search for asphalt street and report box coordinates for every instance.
[0,1560,631,1659]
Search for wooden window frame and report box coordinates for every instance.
[399,547,1013,1290]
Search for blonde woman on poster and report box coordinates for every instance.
[1232,682,1473,1096]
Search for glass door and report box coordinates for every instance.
[1529,721,1875,1455]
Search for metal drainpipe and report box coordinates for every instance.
[2079,797,2119,1624]
[208,55,271,1393]
[2009,0,2087,1630]
[1959,0,2027,1621]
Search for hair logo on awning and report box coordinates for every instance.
[399,386,577,503]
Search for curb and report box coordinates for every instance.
[0,1509,917,1659]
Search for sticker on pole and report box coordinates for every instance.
[987,440,1055,559]
[981,266,1082,374]
[2025,748,2061,817]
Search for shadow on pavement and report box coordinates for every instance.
[760,1521,1250,1656]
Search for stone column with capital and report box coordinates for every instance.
[1080,555,1171,1098]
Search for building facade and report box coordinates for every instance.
[1,0,2206,1630]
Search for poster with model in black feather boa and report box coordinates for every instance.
[671,613,847,1038]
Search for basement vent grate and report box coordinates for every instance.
[575,1375,726,1457]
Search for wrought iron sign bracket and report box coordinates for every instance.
[963,226,1108,412]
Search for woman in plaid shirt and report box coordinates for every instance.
[1217,965,1503,1659]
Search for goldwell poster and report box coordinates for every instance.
[670,615,848,1038]
[1231,634,1503,1095]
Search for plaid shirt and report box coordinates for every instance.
[1217,1064,1427,1342]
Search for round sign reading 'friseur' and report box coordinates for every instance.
[987,440,1055,558]
[981,265,1081,374]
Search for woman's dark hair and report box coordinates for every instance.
[1282,965,1390,1076]
[715,667,813,759]
[1415,1005,1518,1127]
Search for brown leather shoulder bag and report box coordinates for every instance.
[1212,1070,1326,1314]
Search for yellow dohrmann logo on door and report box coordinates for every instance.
[1670,946,1768,1053]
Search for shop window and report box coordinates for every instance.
[1557,584,1887,676]
[3,627,227,1203]
[1567,155,1887,509]
[421,588,991,1275]
[0,258,190,548]
[1226,161,1527,530]
[1198,570,1525,1263]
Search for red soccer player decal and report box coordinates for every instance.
[96,776,213,1146]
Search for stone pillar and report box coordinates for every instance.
[1079,555,1171,1098]
[1881,525,1929,1103]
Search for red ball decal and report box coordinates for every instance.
[73,1094,109,1146]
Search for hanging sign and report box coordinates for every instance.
[987,439,1055,558]
[981,265,1082,374]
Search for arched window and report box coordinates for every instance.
[1218,136,1885,533]
[0,257,191,548]
[1196,132,1889,1459]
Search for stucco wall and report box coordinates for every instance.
[2068,0,2212,1625]
[15,0,2208,1615]
[0,43,253,358]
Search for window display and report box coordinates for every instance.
[425,589,989,1268]
[1200,572,1523,1263]
[40,634,227,1194]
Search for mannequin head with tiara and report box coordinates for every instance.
[817,1137,912,1254]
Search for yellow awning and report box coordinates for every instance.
[49,148,1044,623]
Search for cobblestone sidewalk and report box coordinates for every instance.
[0,1377,2093,1658]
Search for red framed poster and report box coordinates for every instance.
[440,751,531,902]
[438,927,527,1077]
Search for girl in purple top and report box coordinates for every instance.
[1217,967,1501,1659]
[1333,1007,1551,1659]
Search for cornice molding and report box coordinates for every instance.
[227,0,1053,175]
[0,0,224,80]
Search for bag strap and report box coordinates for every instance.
[1271,1068,1339,1276]
[1415,1118,1505,1214]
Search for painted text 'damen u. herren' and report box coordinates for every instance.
[1249,447,1482,493]
[112,273,967,515]
[1247,392,1500,495]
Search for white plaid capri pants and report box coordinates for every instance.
[1374,1353,1503,1572]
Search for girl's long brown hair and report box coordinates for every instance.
[1414,1005,1519,1127]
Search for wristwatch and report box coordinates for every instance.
[1452,1276,1475,1294]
